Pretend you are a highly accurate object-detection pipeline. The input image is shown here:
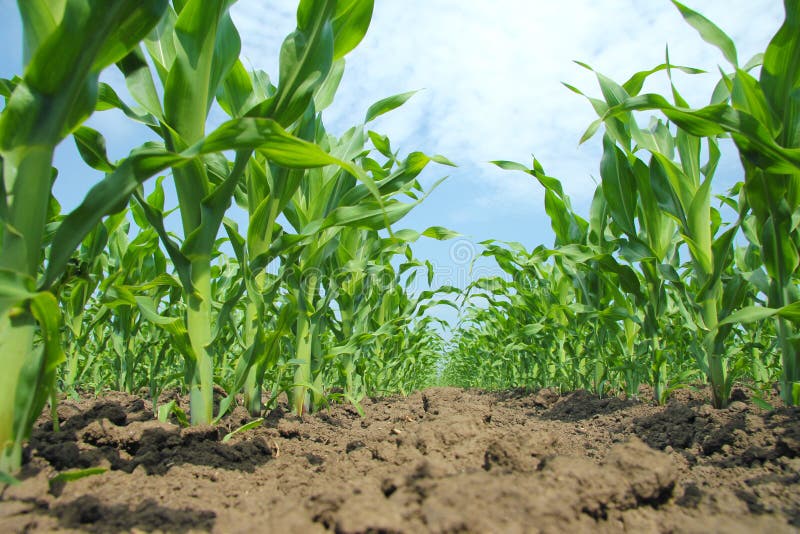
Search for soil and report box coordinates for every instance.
[1,386,799,533]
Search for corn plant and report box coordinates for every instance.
[88,0,376,425]
[350,253,457,397]
[600,1,800,404]
[0,0,170,475]
[489,161,672,398]
[443,2,795,407]
[1,0,381,475]
[278,112,454,414]
[572,58,748,407]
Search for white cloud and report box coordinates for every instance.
[231,0,783,224]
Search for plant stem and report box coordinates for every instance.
[0,313,35,473]
[292,270,318,415]
[243,301,262,416]
[187,259,214,425]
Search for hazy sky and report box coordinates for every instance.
[0,0,785,292]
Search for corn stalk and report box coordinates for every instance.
[0,0,170,475]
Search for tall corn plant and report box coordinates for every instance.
[218,53,355,417]
[733,1,800,405]
[602,1,800,404]
[0,0,170,475]
[218,77,452,416]
[104,0,374,425]
[574,57,750,407]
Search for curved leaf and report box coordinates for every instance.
[671,0,737,67]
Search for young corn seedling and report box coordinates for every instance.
[280,118,454,414]
[352,251,457,397]
[492,162,656,397]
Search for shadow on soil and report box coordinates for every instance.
[540,389,639,421]
[28,397,273,477]
[50,495,215,533]
[632,401,800,467]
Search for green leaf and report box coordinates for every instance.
[73,126,115,173]
[311,199,417,233]
[116,46,164,120]
[24,1,169,95]
[605,94,800,174]
[579,118,604,145]
[157,400,189,426]
[217,59,256,118]
[717,305,777,326]
[187,118,349,168]
[522,324,544,336]
[686,177,713,275]
[222,418,264,443]
[760,217,799,283]
[731,69,781,138]
[365,90,418,123]
[634,158,674,259]
[368,130,392,158]
[599,135,637,237]
[491,160,531,173]
[96,82,158,126]
[759,0,800,148]
[710,224,739,285]
[0,470,20,486]
[422,226,461,240]
[672,0,738,67]
[91,2,172,72]
[260,0,335,126]
[0,270,36,318]
[17,1,61,65]
[9,290,66,461]
[391,226,460,245]
[622,63,705,96]
[49,467,107,486]
[135,296,196,361]
[649,155,688,227]
[430,154,458,167]
[776,301,800,323]
[751,395,775,411]
[314,59,345,112]
[331,0,374,59]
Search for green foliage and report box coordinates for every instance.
[0,0,457,474]
[1,0,169,475]
[443,1,796,407]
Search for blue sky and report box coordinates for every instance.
[0,0,785,296]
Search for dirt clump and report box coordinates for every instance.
[1,386,798,532]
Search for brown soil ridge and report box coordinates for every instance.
[1,386,798,533]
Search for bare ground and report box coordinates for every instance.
[1,386,799,533]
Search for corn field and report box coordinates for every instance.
[1,0,798,484]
